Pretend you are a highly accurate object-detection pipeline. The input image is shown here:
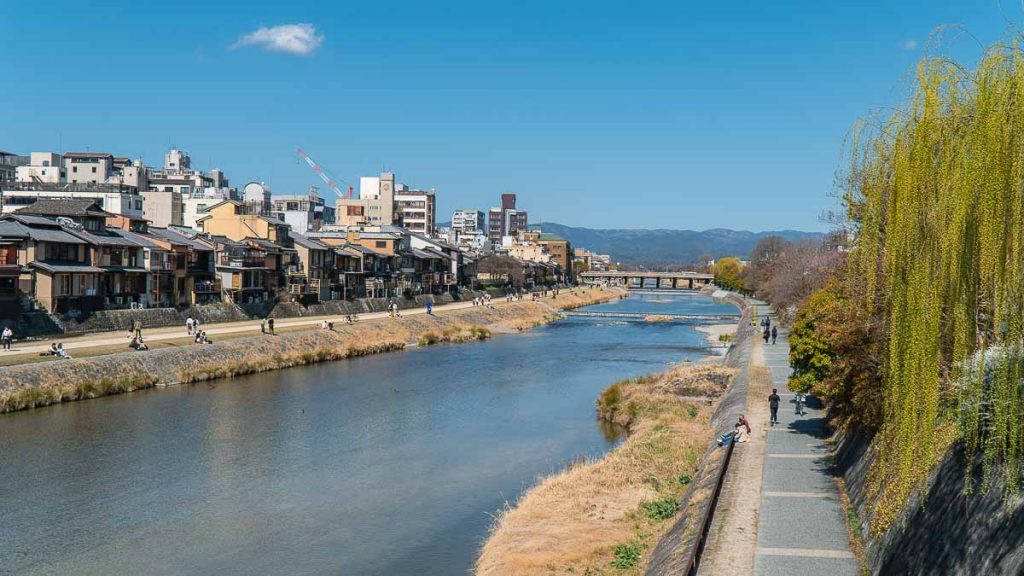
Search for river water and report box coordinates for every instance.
[0,293,737,576]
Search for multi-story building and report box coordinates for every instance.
[0,151,28,183]
[336,172,396,227]
[2,182,145,221]
[15,152,65,184]
[272,189,336,232]
[394,184,435,234]
[487,193,528,246]
[452,209,485,234]
[145,148,233,227]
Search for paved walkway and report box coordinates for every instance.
[0,299,485,360]
[753,309,859,575]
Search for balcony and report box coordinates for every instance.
[148,258,175,271]
[193,279,221,294]
[218,255,266,268]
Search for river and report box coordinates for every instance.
[0,292,737,576]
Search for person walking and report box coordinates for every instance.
[425,299,433,315]
[267,317,275,335]
[1,326,12,351]
[185,317,193,335]
[134,319,143,340]
[795,391,806,416]
[769,388,781,426]
[260,318,266,334]
[771,326,778,345]
[763,327,770,344]
[764,315,771,331]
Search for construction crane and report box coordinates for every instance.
[296,148,353,199]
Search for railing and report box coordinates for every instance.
[149,259,175,271]
[218,256,264,268]
[193,280,221,293]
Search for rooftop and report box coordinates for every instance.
[16,198,113,218]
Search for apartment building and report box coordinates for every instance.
[394,184,435,234]
[272,190,336,233]
[452,209,485,234]
[487,193,528,245]
[0,151,28,183]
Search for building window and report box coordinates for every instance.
[91,167,97,173]
[43,160,50,167]
[375,241,386,248]
[72,166,78,173]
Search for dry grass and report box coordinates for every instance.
[0,374,160,413]
[418,325,491,346]
[476,364,736,576]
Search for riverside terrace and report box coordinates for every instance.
[580,270,714,290]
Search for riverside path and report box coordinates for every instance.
[753,304,859,575]
[0,299,485,362]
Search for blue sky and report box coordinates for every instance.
[0,1,1016,230]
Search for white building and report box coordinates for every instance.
[145,148,234,226]
[394,184,435,235]
[272,189,336,232]
[242,181,272,215]
[452,209,485,234]
[15,152,64,184]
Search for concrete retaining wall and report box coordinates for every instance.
[644,293,753,574]
[837,430,1024,575]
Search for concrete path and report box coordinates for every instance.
[753,309,859,575]
[0,299,486,360]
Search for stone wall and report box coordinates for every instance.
[6,291,485,338]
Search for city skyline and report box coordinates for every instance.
[2,1,1018,231]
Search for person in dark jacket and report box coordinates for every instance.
[771,326,778,345]
[769,389,781,426]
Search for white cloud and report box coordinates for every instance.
[901,39,918,51]
[231,23,324,55]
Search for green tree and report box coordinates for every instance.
[711,257,744,291]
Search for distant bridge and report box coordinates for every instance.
[580,270,714,290]
[565,311,739,321]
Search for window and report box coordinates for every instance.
[91,167,97,173]
[286,202,299,211]
[197,204,207,212]
[72,166,78,173]
[181,187,189,194]
[42,160,50,167]
[375,241,387,248]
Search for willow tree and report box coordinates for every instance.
[842,42,1024,531]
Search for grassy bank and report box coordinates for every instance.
[0,288,622,414]
[476,363,735,575]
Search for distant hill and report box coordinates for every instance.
[530,223,825,266]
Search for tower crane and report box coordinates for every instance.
[296,148,354,199]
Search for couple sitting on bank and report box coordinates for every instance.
[719,415,752,445]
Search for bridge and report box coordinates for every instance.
[565,311,739,321]
[580,270,714,290]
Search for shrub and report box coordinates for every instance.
[642,497,680,520]
[610,543,641,569]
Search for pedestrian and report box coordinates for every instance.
[267,317,275,335]
[765,315,771,331]
[134,319,142,340]
[795,392,806,416]
[771,326,778,345]
[186,317,195,335]
[769,388,781,426]
[1,326,12,351]
[260,318,266,334]
[763,327,770,344]
[426,299,433,315]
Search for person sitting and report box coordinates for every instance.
[321,320,329,330]
[130,336,149,351]
[195,331,204,344]
[56,343,71,359]
[733,422,749,443]
[200,331,212,344]
[48,342,59,356]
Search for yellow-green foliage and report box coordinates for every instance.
[843,44,1024,531]
[0,374,160,413]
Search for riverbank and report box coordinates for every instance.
[0,288,622,413]
[475,362,735,575]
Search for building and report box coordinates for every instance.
[487,193,528,246]
[3,182,145,221]
[241,181,272,215]
[336,172,396,227]
[145,148,233,227]
[15,152,65,184]
[0,151,28,183]
[451,209,485,234]
[532,231,572,280]
[272,189,336,233]
[394,185,435,234]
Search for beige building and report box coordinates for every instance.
[336,172,396,227]
[141,190,183,228]
[15,152,65,184]
[195,200,290,244]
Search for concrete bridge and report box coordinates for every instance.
[580,270,714,290]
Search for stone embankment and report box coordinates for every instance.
[0,288,621,414]
[15,291,487,337]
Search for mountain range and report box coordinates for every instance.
[530,223,825,266]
